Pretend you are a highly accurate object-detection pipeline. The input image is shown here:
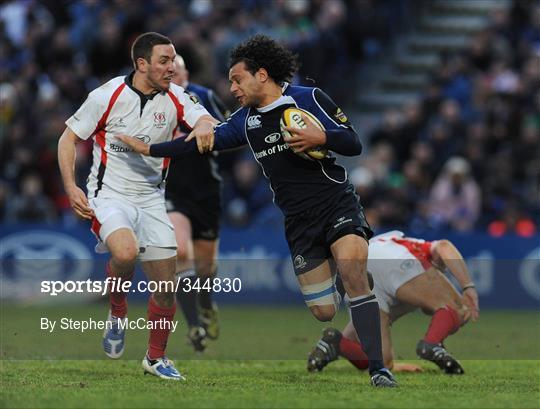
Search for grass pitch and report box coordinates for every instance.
[1,304,539,408]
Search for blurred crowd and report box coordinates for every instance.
[351,0,540,236]
[1,0,538,237]
[0,0,399,226]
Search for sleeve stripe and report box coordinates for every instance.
[311,88,348,129]
[92,82,126,197]
[167,91,191,131]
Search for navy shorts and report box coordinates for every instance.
[284,192,372,275]
[166,195,221,241]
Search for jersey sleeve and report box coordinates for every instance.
[213,108,247,150]
[180,90,211,128]
[65,93,104,140]
[150,137,198,157]
[313,88,353,129]
[311,88,362,156]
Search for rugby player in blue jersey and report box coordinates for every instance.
[118,35,397,387]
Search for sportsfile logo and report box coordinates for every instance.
[247,115,262,129]
[40,277,242,296]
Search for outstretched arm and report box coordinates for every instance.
[117,111,247,158]
[431,240,479,321]
[115,114,215,156]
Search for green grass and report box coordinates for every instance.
[1,304,539,408]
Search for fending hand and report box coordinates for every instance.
[185,119,215,153]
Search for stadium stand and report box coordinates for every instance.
[1,0,538,235]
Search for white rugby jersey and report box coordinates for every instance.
[66,73,209,205]
[368,231,432,269]
[367,231,434,314]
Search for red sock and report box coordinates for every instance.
[424,306,461,344]
[147,296,176,360]
[339,336,369,370]
[106,261,134,319]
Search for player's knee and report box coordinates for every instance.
[152,291,175,308]
[176,245,189,262]
[310,304,336,322]
[113,246,139,267]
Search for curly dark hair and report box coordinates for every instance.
[229,34,299,84]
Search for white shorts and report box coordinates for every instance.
[368,240,425,314]
[89,197,176,261]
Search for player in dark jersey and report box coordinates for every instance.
[168,56,229,352]
[117,35,397,387]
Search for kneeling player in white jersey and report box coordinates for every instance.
[307,231,479,374]
[58,32,216,380]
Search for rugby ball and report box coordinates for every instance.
[280,107,328,160]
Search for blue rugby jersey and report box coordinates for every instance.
[151,84,363,216]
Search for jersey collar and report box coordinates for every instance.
[255,95,295,113]
[124,71,162,100]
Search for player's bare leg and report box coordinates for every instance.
[106,228,139,278]
[102,228,138,358]
[330,234,397,387]
[194,239,220,340]
[140,255,184,380]
[169,212,195,274]
[169,211,207,352]
[395,268,467,374]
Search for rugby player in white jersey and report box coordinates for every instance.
[307,231,479,375]
[57,32,216,380]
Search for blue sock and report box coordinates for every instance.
[176,270,201,328]
[349,293,384,374]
